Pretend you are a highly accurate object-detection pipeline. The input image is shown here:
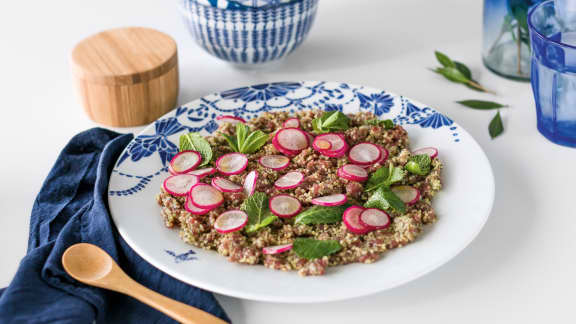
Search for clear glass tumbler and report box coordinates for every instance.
[529,0,576,147]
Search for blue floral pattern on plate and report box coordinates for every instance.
[109,81,459,196]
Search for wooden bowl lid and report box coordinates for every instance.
[71,27,177,85]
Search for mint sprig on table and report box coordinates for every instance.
[221,123,269,154]
[179,133,213,166]
[489,111,504,139]
[294,204,351,225]
[432,51,494,94]
[365,118,395,129]
[405,154,431,176]
[292,238,341,260]
[312,111,349,134]
[365,164,406,213]
[241,192,278,233]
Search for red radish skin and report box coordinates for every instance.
[169,151,202,174]
[214,210,248,233]
[189,184,224,209]
[348,143,382,165]
[314,133,348,156]
[391,185,421,205]
[272,136,301,156]
[274,171,305,190]
[162,174,200,197]
[274,128,310,152]
[359,208,391,230]
[188,167,217,178]
[269,194,302,218]
[412,147,439,159]
[211,177,243,193]
[282,118,300,128]
[185,196,212,215]
[215,153,248,175]
[377,145,389,165]
[337,164,369,182]
[311,194,348,206]
[168,164,177,175]
[262,243,293,255]
[259,155,290,170]
[343,206,371,234]
[216,115,246,124]
[243,170,258,196]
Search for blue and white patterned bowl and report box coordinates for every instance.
[178,0,319,65]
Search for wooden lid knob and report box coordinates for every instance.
[71,27,179,127]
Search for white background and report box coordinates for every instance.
[1,0,575,323]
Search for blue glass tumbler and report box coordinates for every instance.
[529,0,576,147]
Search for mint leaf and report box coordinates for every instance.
[240,130,269,154]
[405,154,431,176]
[292,238,341,260]
[457,100,507,110]
[294,204,350,225]
[366,164,405,192]
[179,133,213,167]
[241,192,278,233]
[222,123,268,154]
[366,119,395,129]
[435,50,455,68]
[312,111,349,134]
[221,133,239,152]
[454,61,472,79]
[489,111,504,139]
[365,187,406,214]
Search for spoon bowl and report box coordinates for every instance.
[62,243,113,282]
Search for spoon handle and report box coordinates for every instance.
[116,277,228,324]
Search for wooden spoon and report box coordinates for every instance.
[62,243,227,324]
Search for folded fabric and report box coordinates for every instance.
[0,128,230,324]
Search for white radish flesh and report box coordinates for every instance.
[189,184,224,209]
[391,186,421,205]
[348,143,382,165]
[216,115,246,124]
[211,177,243,193]
[170,151,201,173]
[283,118,300,128]
[216,153,248,175]
[188,167,217,178]
[274,171,304,189]
[274,128,309,151]
[243,170,258,196]
[162,174,199,197]
[185,196,212,215]
[343,206,371,234]
[412,147,438,159]
[214,210,248,233]
[262,243,293,255]
[311,194,348,206]
[359,208,390,230]
[269,195,302,218]
[338,164,369,182]
[259,155,290,170]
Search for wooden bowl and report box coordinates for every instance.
[71,27,179,127]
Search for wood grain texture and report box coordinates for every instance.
[71,27,179,127]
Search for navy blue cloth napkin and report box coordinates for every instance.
[0,128,230,323]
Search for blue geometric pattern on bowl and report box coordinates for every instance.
[178,0,318,64]
[196,0,299,10]
[109,81,459,197]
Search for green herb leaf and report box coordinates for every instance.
[435,51,455,68]
[294,204,350,225]
[365,118,395,129]
[454,61,472,79]
[241,192,278,233]
[434,67,469,84]
[222,123,269,154]
[457,100,508,110]
[179,133,213,167]
[312,111,350,134]
[364,187,406,214]
[366,164,405,192]
[405,154,431,176]
[292,238,341,260]
[489,111,504,139]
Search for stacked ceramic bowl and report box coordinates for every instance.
[179,0,319,65]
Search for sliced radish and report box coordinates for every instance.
[214,210,248,233]
[189,183,224,209]
[337,164,369,182]
[216,115,246,124]
[359,208,391,230]
[314,133,349,157]
[185,196,212,215]
[269,195,302,218]
[311,194,348,206]
[162,174,199,197]
[188,167,217,178]
[259,155,290,170]
[412,147,438,159]
[216,153,248,175]
[376,145,389,165]
[391,186,421,205]
[211,177,243,193]
[274,171,305,190]
[305,132,315,146]
[283,118,300,128]
[243,170,258,196]
[273,128,309,152]
[343,206,371,234]
[312,138,332,151]
[262,243,293,255]
[348,143,382,165]
[170,151,201,174]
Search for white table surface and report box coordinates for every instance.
[1,0,575,323]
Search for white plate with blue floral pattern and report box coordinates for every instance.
[108,81,494,303]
